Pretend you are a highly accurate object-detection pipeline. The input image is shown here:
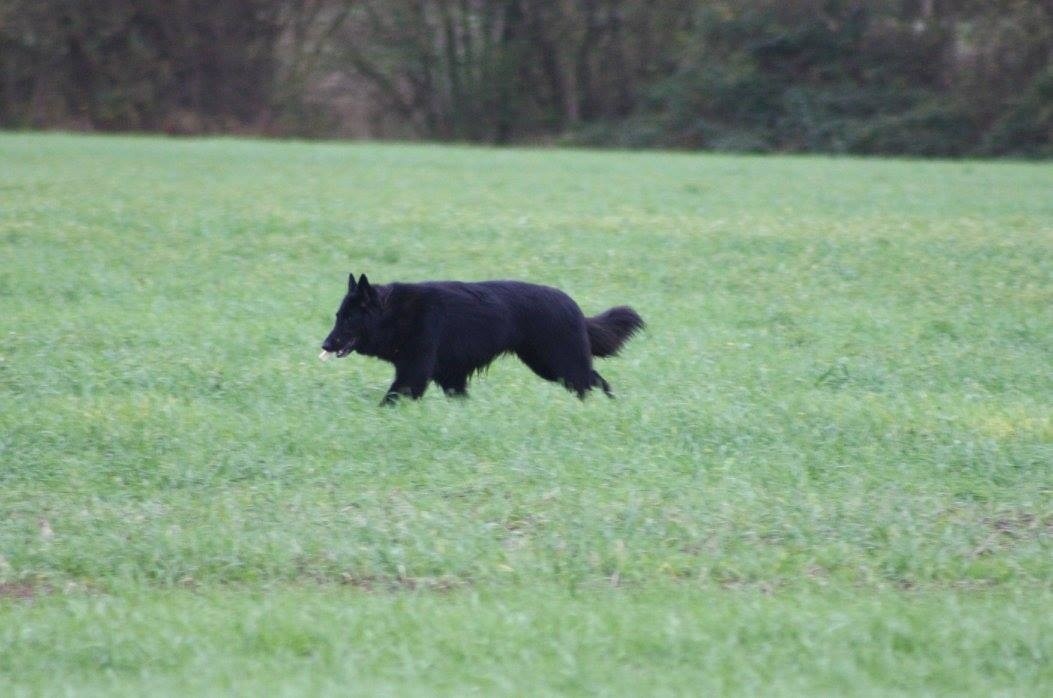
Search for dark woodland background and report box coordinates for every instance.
[2,0,1051,156]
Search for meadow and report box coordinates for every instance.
[0,133,1050,695]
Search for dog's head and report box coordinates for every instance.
[320,273,380,358]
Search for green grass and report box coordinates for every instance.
[1,133,1051,694]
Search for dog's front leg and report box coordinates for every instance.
[381,357,434,405]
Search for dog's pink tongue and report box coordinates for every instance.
[319,350,335,362]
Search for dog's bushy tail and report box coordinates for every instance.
[586,306,645,358]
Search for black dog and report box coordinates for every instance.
[321,273,644,404]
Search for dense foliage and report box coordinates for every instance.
[1,1,1050,155]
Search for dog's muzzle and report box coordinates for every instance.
[335,339,356,358]
[320,339,356,361]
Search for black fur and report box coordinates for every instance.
[321,273,644,404]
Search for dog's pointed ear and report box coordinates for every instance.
[347,272,357,294]
[358,274,379,306]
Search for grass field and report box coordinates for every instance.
[1,133,1051,695]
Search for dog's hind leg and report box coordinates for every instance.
[517,345,593,399]
[557,363,593,400]
[591,370,614,398]
[515,348,559,383]
[567,372,592,399]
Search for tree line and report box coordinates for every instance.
[1,0,1050,156]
